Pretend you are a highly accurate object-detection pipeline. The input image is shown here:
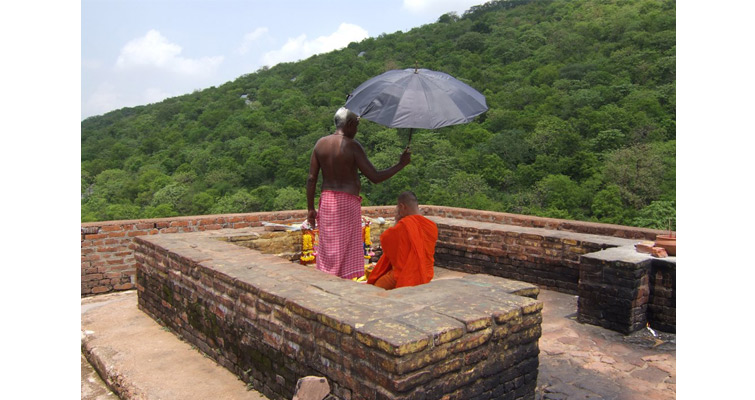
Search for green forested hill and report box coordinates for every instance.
[81,0,676,229]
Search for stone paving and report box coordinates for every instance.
[535,290,675,400]
[82,276,675,400]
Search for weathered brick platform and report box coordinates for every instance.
[426,216,676,334]
[431,217,638,294]
[83,207,674,338]
[135,228,543,400]
[578,247,676,334]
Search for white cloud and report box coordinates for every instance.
[83,82,177,119]
[115,29,223,76]
[143,87,175,104]
[237,27,270,55]
[402,0,482,15]
[261,23,368,67]
[84,82,121,117]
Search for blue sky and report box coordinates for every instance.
[81,0,485,119]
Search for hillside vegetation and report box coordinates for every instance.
[82,0,676,229]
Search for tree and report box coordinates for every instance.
[603,143,666,210]
[191,190,220,215]
[633,200,675,231]
[144,203,178,218]
[535,174,584,215]
[457,32,486,53]
[80,0,676,226]
[437,12,459,24]
[526,116,581,157]
[591,184,628,224]
[151,183,191,214]
[93,169,136,203]
[273,187,306,211]
[210,189,262,214]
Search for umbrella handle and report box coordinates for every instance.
[408,128,414,146]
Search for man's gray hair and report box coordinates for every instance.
[334,107,358,129]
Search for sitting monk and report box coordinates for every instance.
[367,191,438,290]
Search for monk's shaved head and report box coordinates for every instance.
[397,191,418,207]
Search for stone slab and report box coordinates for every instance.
[81,290,267,400]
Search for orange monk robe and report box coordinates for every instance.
[367,214,438,288]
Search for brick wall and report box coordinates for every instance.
[577,247,676,334]
[81,208,395,296]
[648,259,676,333]
[429,216,641,295]
[135,230,543,400]
[422,206,662,240]
[82,206,663,297]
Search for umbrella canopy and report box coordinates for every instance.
[344,68,488,130]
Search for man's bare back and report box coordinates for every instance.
[312,134,363,196]
[306,108,410,228]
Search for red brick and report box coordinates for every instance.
[651,247,667,258]
[114,283,135,290]
[96,246,120,253]
[83,274,103,281]
[92,286,110,294]
[101,225,123,232]
[107,231,126,238]
[128,230,150,237]
[170,220,189,227]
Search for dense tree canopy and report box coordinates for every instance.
[82,0,676,229]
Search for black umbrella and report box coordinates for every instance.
[345,67,488,144]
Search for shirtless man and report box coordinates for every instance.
[306,107,410,279]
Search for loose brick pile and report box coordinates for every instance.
[135,229,543,400]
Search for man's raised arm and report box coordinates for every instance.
[353,141,411,184]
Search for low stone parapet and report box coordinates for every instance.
[82,207,665,297]
[431,216,637,294]
[578,247,676,334]
[648,258,675,333]
[134,228,543,400]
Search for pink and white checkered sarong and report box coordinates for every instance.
[316,190,363,279]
